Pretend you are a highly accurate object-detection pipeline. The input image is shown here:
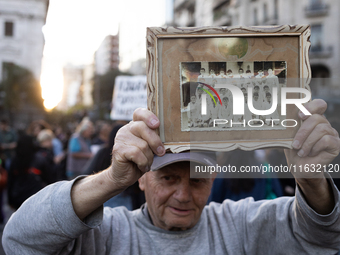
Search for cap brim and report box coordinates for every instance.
[151,152,216,171]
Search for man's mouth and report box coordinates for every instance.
[169,206,193,216]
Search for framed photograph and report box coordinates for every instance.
[146,25,311,153]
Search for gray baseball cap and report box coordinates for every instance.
[151,151,217,171]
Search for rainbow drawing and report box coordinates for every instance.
[197,82,223,106]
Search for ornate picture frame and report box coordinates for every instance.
[146,25,311,153]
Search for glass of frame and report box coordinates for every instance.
[146,25,311,153]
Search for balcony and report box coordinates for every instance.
[309,45,333,58]
[305,3,329,17]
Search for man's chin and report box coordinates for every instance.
[166,221,194,231]
[164,213,197,231]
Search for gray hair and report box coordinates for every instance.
[76,117,93,134]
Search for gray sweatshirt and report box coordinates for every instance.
[2,177,340,255]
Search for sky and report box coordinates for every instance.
[40,0,169,110]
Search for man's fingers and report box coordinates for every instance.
[125,146,150,173]
[299,99,327,120]
[308,135,340,158]
[127,135,155,170]
[296,123,336,157]
[292,114,328,150]
[128,121,165,156]
[133,108,160,129]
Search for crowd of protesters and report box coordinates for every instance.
[0,116,339,226]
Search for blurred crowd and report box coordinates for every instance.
[0,116,339,225]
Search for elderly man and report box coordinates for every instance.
[3,100,340,254]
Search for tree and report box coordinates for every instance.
[0,63,44,123]
[92,68,131,119]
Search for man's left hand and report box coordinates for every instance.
[285,99,340,179]
[285,99,340,214]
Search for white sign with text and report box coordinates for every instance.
[110,75,147,120]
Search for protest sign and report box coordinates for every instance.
[110,75,147,120]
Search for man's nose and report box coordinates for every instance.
[173,181,191,203]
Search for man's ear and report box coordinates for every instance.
[138,175,146,191]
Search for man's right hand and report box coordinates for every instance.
[71,108,165,220]
[108,108,165,190]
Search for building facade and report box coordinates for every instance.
[0,0,49,81]
[173,0,340,104]
[58,65,83,111]
[94,34,119,75]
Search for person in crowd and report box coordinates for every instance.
[0,119,17,170]
[226,69,233,78]
[208,69,216,78]
[235,68,245,79]
[210,150,282,202]
[7,134,37,210]
[85,124,145,210]
[7,129,59,211]
[27,120,64,164]
[217,69,227,78]
[66,117,94,179]
[245,69,253,78]
[197,68,206,79]
[255,69,265,79]
[218,96,232,125]
[3,100,340,254]
[186,95,199,128]
[32,129,58,186]
[92,122,111,146]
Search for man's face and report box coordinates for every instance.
[190,96,196,103]
[200,69,204,75]
[139,162,214,231]
[220,71,225,76]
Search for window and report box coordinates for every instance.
[310,24,323,52]
[263,3,268,22]
[274,0,278,20]
[253,8,258,25]
[4,21,14,37]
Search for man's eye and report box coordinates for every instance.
[191,179,201,183]
[163,176,172,181]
